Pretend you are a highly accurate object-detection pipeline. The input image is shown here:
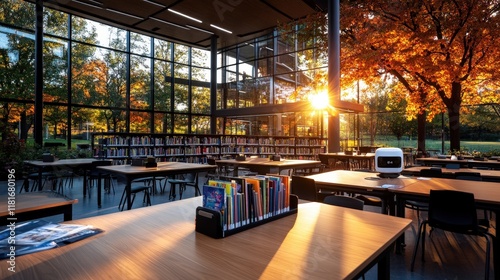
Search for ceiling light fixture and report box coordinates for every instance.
[143,0,166,8]
[106,8,144,20]
[186,25,214,34]
[73,0,101,8]
[210,24,232,34]
[168,9,202,23]
[150,17,190,30]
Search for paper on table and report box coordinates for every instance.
[380,184,404,189]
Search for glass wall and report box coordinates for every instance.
[217,29,327,137]
[0,0,211,147]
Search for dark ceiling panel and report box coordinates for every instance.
[33,0,322,50]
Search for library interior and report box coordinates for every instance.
[1,1,500,279]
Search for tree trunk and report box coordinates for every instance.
[447,82,461,152]
[417,112,426,156]
[448,105,460,152]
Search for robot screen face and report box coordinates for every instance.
[377,156,402,168]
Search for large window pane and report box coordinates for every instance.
[44,36,68,102]
[0,26,35,102]
[154,38,171,60]
[191,116,210,134]
[192,47,210,67]
[45,8,68,38]
[0,0,34,29]
[154,113,171,133]
[73,17,126,51]
[191,86,210,114]
[174,83,188,113]
[174,44,189,64]
[130,55,151,110]
[131,32,150,56]
[173,114,188,134]
[44,105,68,140]
[130,111,150,133]
[192,66,210,82]
[154,60,172,112]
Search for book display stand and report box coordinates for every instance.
[195,195,298,238]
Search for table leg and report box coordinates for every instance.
[494,211,499,279]
[126,179,132,210]
[378,248,390,279]
[37,168,43,191]
[97,173,102,208]
[83,169,88,197]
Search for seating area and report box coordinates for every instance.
[2,165,497,279]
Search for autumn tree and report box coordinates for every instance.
[340,0,500,152]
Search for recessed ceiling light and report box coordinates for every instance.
[150,17,190,30]
[210,24,232,34]
[168,9,202,23]
[106,8,144,20]
[143,0,166,8]
[186,25,214,35]
[73,0,101,8]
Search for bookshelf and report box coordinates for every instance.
[91,133,326,164]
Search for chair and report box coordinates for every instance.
[290,175,317,201]
[318,154,333,172]
[323,195,364,210]
[411,190,492,280]
[454,171,482,181]
[204,157,220,184]
[166,173,199,200]
[445,163,460,169]
[87,160,115,197]
[405,168,444,219]
[118,183,152,211]
[453,172,489,228]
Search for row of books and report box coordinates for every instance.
[202,174,290,232]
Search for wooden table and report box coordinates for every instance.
[308,170,419,214]
[23,158,111,196]
[319,153,375,170]
[0,192,77,226]
[416,157,500,169]
[97,162,216,210]
[391,177,500,277]
[402,166,500,182]
[0,196,411,280]
[215,158,321,177]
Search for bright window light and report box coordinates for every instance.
[309,91,329,110]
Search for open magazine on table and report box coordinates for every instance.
[0,220,103,258]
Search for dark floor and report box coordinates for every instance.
[1,173,494,280]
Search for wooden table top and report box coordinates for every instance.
[0,197,411,280]
[403,166,500,179]
[0,192,77,217]
[24,158,112,167]
[96,161,216,176]
[416,157,500,165]
[308,170,419,191]
[215,157,321,167]
[391,177,500,207]
[319,153,375,159]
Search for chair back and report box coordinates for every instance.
[428,190,478,234]
[323,195,364,210]
[455,172,482,181]
[184,173,197,184]
[318,154,330,166]
[420,168,443,178]
[207,158,216,165]
[445,163,460,169]
[291,175,317,201]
